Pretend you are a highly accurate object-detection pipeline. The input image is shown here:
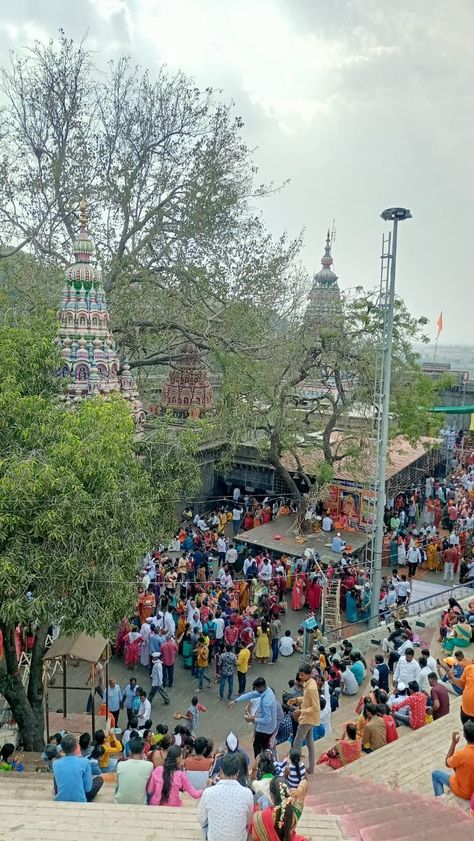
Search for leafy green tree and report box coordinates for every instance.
[0,253,63,324]
[0,321,194,749]
[218,290,443,516]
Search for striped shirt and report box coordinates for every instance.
[276,760,307,788]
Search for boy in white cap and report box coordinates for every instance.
[148,652,170,706]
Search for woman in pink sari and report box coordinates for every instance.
[317,722,361,770]
[124,626,142,668]
[252,776,308,841]
[291,573,305,611]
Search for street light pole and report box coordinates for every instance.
[370,207,412,627]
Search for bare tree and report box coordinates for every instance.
[0,32,304,371]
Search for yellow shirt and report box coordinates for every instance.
[237,648,251,674]
[299,677,320,726]
[196,644,209,668]
[99,735,122,768]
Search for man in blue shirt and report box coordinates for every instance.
[53,734,103,802]
[331,532,345,554]
[230,677,277,757]
[122,677,138,724]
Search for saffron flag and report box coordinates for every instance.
[436,311,443,337]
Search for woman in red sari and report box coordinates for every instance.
[252,776,309,841]
[114,618,130,657]
[306,575,322,612]
[317,722,361,770]
[243,512,254,531]
[291,572,305,611]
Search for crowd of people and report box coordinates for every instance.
[12,609,474,839]
[382,466,474,585]
[4,452,474,835]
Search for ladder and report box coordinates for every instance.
[364,232,392,574]
[321,578,341,641]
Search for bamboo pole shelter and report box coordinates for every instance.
[42,633,109,741]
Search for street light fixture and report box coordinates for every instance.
[370,207,412,627]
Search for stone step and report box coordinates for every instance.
[339,800,454,838]
[360,810,472,841]
[336,698,465,800]
[0,796,343,841]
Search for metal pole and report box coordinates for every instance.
[105,658,109,724]
[62,656,67,718]
[44,668,50,743]
[370,216,399,627]
[91,664,96,736]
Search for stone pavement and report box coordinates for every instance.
[46,605,309,755]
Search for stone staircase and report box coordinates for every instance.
[0,773,343,840]
[307,769,473,841]
[2,697,473,840]
[336,695,468,802]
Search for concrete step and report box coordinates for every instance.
[336,698,466,800]
[0,796,344,841]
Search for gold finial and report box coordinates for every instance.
[79,198,88,228]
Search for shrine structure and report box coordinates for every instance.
[306,231,341,329]
[56,201,145,428]
[160,342,214,419]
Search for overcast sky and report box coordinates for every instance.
[1,0,473,344]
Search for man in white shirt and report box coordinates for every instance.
[406,545,421,577]
[394,649,421,687]
[197,752,254,841]
[163,607,176,638]
[259,559,272,584]
[218,565,233,589]
[319,679,332,736]
[418,656,432,694]
[395,576,411,605]
[232,507,243,535]
[137,691,151,728]
[278,631,295,656]
[322,514,334,532]
[213,614,225,641]
[420,648,438,674]
[466,560,474,582]
[449,531,460,548]
[217,535,227,562]
[226,543,238,568]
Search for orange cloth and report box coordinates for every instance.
[448,745,474,799]
[460,664,474,716]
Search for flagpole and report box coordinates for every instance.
[433,311,442,365]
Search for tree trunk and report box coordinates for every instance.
[267,444,305,516]
[27,624,49,728]
[0,623,45,751]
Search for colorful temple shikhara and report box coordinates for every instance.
[56,201,145,429]
[160,342,214,419]
[306,231,341,329]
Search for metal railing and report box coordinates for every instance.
[320,580,472,642]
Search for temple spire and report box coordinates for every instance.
[56,201,145,428]
[305,229,341,329]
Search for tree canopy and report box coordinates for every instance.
[0,32,305,378]
[217,289,443,512]
[0,319,197,748]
